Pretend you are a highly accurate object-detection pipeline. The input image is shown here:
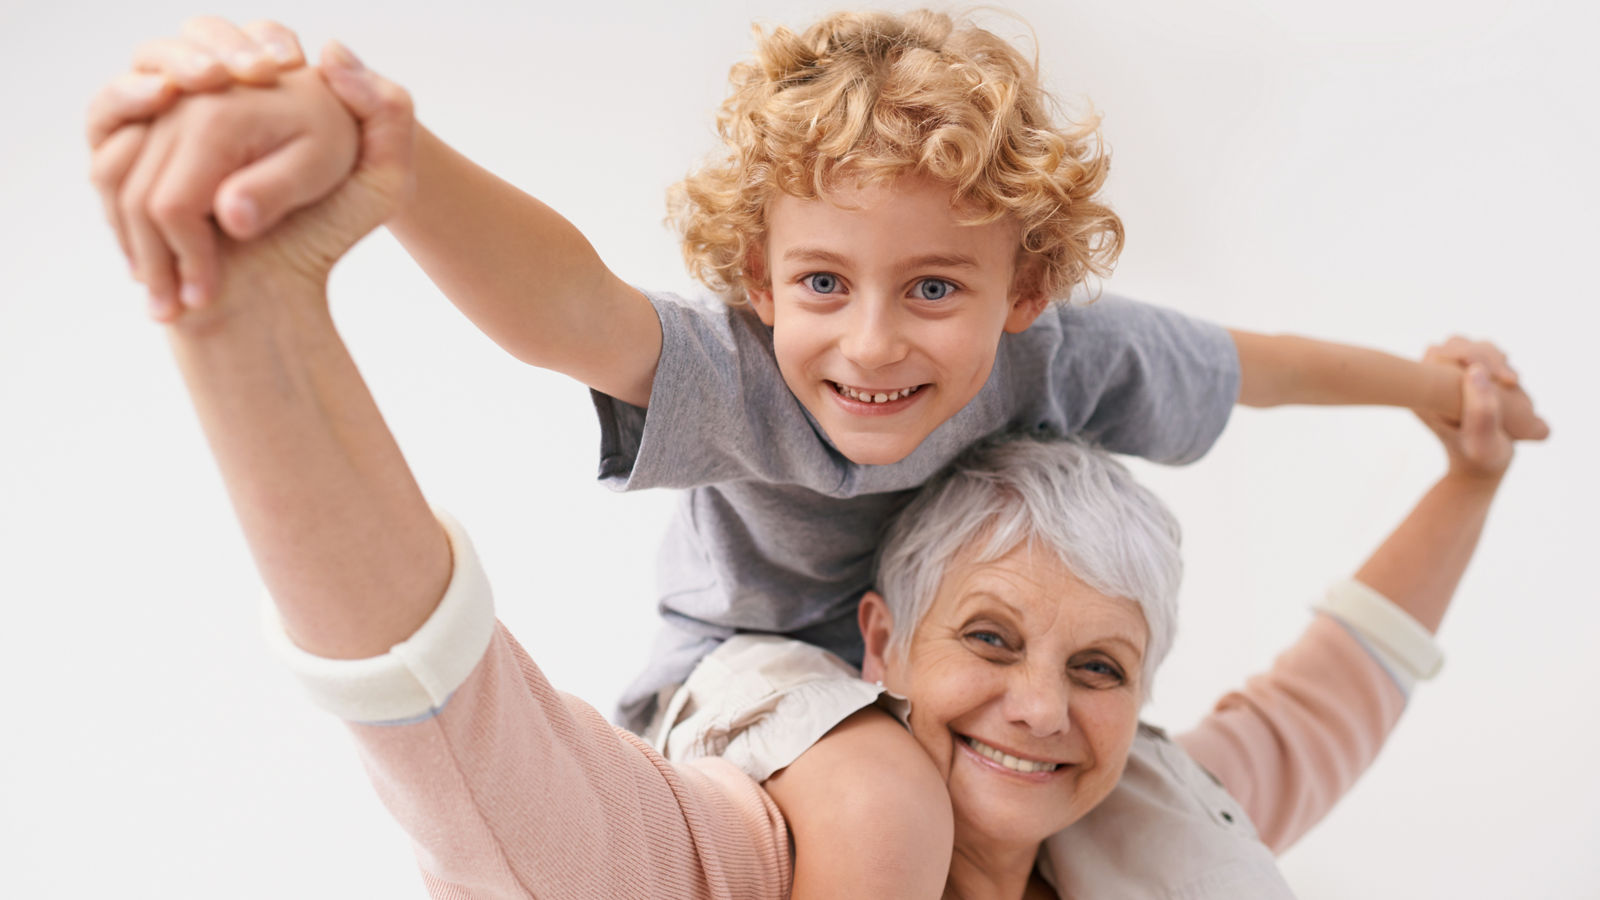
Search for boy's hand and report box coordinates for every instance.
[1424,336,1549,441]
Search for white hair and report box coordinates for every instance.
[875,436,1182,696]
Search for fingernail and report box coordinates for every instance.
[224,194,258,234]
[230,50,265,72]
[147,292,173,320]
[184,53,216,78]
[180,282,204,309]
[264,40,299,64]
[327,41,365,71]
[126,73,170,100]
[1470,365,1490,388]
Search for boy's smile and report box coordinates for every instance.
[749,175,1048,465]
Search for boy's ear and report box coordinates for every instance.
[858,590,895,684]
[1003,255,1050,333]
[745,245,777,326]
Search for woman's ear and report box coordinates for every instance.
[858,590,895,684]
[745,244,776,326]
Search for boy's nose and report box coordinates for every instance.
[839,298,909,370]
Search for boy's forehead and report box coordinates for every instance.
[766,175,1020,259]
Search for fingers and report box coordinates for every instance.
[117,124,183,321]
[86,71,177,147]
[1431,335,1519,386]
[310,42,418,234]
[1495,382,1551,441]
[89,123,149,264]
[213,120,358,241]
[1457,365,1510,470]
[130,37,232,92]
[180,17,281,84]
[242,20,306,69]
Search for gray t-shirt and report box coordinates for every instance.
[594,289,1240,729]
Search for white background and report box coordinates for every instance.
[3,0,1596,896]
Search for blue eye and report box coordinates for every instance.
[805,273,841,294]
[915,278,955,301]
[1077,659,1125,684]
[967,631,1006,648]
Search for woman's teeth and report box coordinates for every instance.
[832,382,922,403]
[962,736,1061,773]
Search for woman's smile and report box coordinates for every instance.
[956,733,1071,781]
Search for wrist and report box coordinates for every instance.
[1438,465,1506,495]
[1420,360,1464,420]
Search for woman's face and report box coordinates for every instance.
[861,540,1148,850]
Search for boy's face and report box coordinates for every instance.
[749,175,1047,466]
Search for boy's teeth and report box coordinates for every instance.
[962,736,1060,773]
[834,383,921,403]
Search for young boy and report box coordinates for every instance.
[90,10,1545,898]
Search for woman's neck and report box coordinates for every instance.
[943,838,1045,900]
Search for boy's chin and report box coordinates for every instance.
[827,432,922,466]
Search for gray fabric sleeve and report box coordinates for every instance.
[591,291,759,491]
[1041,296,1241,465]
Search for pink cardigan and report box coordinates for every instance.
[269,516,1407,898]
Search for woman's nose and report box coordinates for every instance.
[1004,668,1070,737]
[838,296,909,370]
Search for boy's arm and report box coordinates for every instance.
[89,20,661,407]
[1178,357,1518,850]
[1229,330,1549,440]
[386,125,660,406]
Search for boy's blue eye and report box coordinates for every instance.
[805,273,841,294]
[915,278,955,301]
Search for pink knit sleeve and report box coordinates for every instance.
[1174,614,1407,853]
[347,623,793,899]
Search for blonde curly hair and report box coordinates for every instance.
[669,8,1123,304]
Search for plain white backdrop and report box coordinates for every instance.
[3,0,1596,896]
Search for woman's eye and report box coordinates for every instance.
[804,273,841,294]
[914,278,955,301]
[1078,659,1124,683]
[966,631,1007,649]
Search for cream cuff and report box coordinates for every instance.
[260,511,498,724]
[1313,577,1442,693]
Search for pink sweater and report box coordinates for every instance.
[271,516,1408,898]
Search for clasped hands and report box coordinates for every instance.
[87,17,413,323]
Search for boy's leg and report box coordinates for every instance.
[763,708,953,900]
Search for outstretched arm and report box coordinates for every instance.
[88,19,661,407]
[1229,329,1549,441]
[137,49,449,659]
[1178,347,1529,851]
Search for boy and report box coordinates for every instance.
[90,10,1545,898]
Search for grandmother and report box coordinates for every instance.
[108,55,1521,900]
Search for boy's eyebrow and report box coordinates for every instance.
[781,246,981,270]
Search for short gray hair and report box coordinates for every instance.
[875,436,1182,695]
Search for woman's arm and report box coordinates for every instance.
[1178,355,1523,851]
[139,55,448,659]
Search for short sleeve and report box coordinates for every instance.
[1016,296,1241,464]
[592,290,790,490]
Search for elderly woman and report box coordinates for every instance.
[114,60,1521,900]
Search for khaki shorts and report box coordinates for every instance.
[647,634,906,783]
